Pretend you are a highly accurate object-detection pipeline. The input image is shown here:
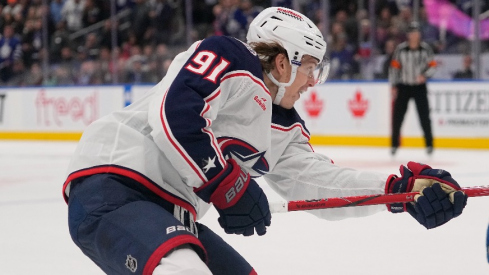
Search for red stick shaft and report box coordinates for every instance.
[284,186,489,212]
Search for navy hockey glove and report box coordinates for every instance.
[194,159,271,236]
[386,161,467,229]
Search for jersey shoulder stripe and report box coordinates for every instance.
[271,105,310,140]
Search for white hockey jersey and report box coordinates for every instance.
[63,36,387,221]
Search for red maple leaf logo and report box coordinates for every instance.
[304,90,323,118]
[348,90,368,118]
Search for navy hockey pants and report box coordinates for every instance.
[67,173,256,275]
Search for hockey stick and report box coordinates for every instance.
[270,185,489,213]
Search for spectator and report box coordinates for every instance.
[2,0,22,19]
[142,43,154,60]
[395,6,413,34]
[145,58,160,83]
[387,23,405,46]
[77,60,96,85]
[375,38,396,79]
[334,9,358,48]
[2,0,25,34]
[50,0,66,25]
[160,57,172,77]
[5,58,25,86]
[115,0,136,11]
[327,21,347,49]
[192,0,216,40]
[50,20,71,63]
[122,55,152,84]
[23,61,44,86]
[51,46,78,85]
[77,32,100,60]
[453,54,473,79]
[21,18,43,68]
[98,19,123,49]
[62,0,86,33]
[126,44,144,64]
[82,0,105,28]
[153,43,171,79]
[418,7,444,53]
[154,43,170,61]
[212,0,238,36]
[357,19,373,59]
[149,0,176,44]
[94,46,116,84]
[0,24,22,84]
[376,6,393,50]
[329,32,358,80]
[377,6,393,30]
[226,0,261,41]
[30,0,43,10]
[130,0,152,46]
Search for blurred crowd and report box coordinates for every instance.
[0,0,486,86]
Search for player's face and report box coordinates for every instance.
[280,56,318,109]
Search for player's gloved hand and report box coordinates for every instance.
[385,161,467,229]
[194,159,271,236]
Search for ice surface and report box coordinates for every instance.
[0,141,488,275]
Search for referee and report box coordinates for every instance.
[389,21,436,155]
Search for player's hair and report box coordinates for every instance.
[248,41,288,73]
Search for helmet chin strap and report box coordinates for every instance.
[267,66,298,105]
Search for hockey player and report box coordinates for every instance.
[63,7,467,275]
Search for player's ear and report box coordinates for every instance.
[274,53,288,79]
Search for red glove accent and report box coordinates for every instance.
[194,159,250,209]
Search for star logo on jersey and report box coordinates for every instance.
[202,156,216,173]
[217,137,269,177]
[228,150,268,175]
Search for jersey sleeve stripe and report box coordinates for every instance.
[200,88,226,168]
[160,89,208,183]
[205,88,221,103]
[218,137,256,152]
[271,122,311,140]
[307,142,315,152]
[200,103,212,127]
[221,71,270,96]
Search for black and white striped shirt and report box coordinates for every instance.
[389,41,436,85]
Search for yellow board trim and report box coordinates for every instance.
[310,136,489,149]
[0,132,83,141]
[0,132,488,149]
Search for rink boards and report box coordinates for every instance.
[0,82,487,149]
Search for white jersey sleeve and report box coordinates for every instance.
[264,105,388,220]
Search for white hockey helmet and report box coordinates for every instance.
[247,7,329,104]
